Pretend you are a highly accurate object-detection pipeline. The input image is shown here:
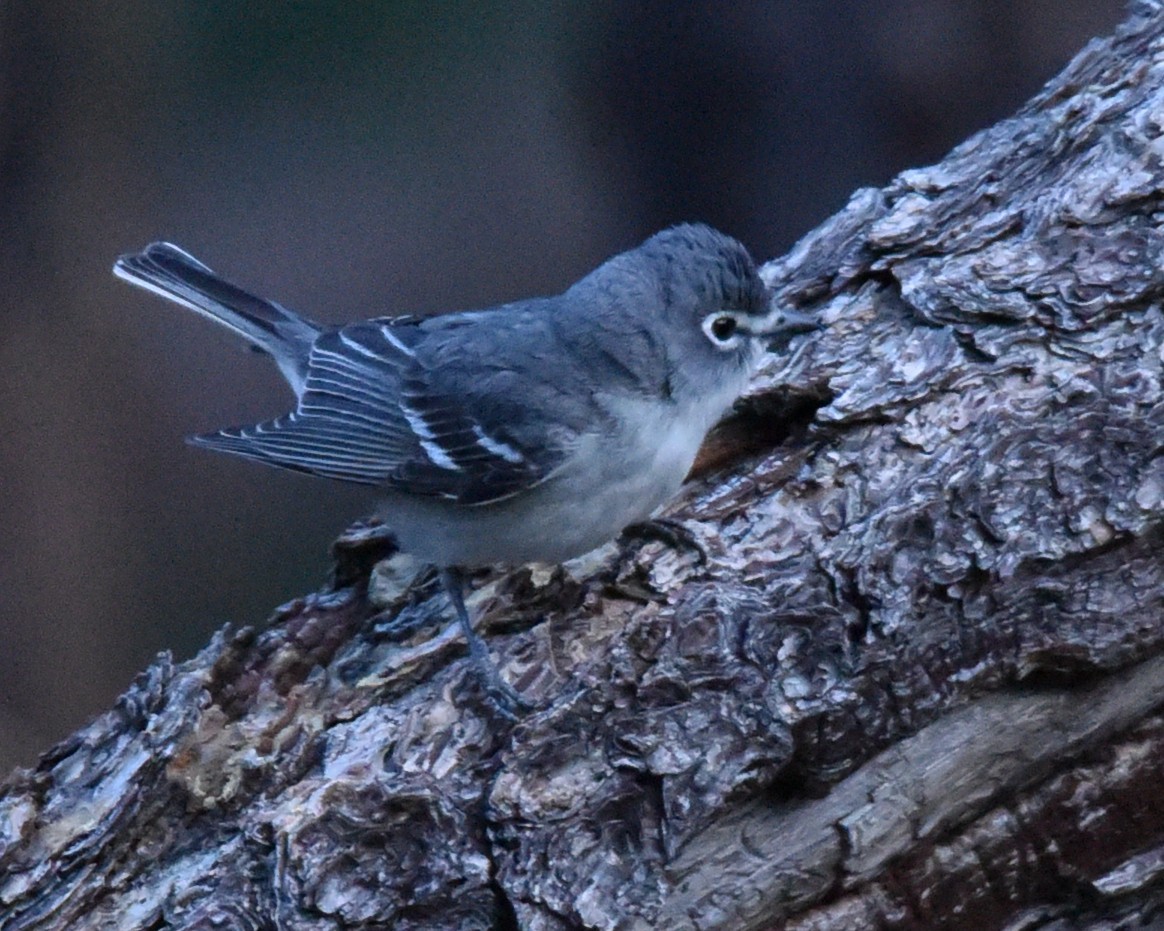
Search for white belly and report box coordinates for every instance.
[380,407,704,567]
[381,371,751,569]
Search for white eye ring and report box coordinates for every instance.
[702,313,743,350]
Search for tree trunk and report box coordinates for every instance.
[4,7,1164,930]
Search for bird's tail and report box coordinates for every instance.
[113,242,321,394]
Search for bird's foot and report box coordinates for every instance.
[468,652,532,721]
[440,567,532,720]
[620,518,708,565]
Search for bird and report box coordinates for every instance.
[113,224,818,713]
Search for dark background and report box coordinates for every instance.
[0,1,1125,774]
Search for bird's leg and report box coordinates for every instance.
[620,518,708,565]
[439,567,530,718]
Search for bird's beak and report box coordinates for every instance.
[752,305,822,351]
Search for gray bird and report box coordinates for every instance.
[113,224,817,712]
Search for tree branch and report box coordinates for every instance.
[4,6,1164,929]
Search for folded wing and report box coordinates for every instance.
[192,318,565,505]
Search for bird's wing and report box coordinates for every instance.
[192,316,570,505]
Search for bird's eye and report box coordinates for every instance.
[701,313,743,350]
[710,316,737,341]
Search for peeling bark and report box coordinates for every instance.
[4,6,1164,930]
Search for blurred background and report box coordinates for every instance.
[0,0,1125,773]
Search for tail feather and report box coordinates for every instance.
[113,242,321,395]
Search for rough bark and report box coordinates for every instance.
[4,5,1164,930]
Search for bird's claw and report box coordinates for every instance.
[620,518,708,565]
